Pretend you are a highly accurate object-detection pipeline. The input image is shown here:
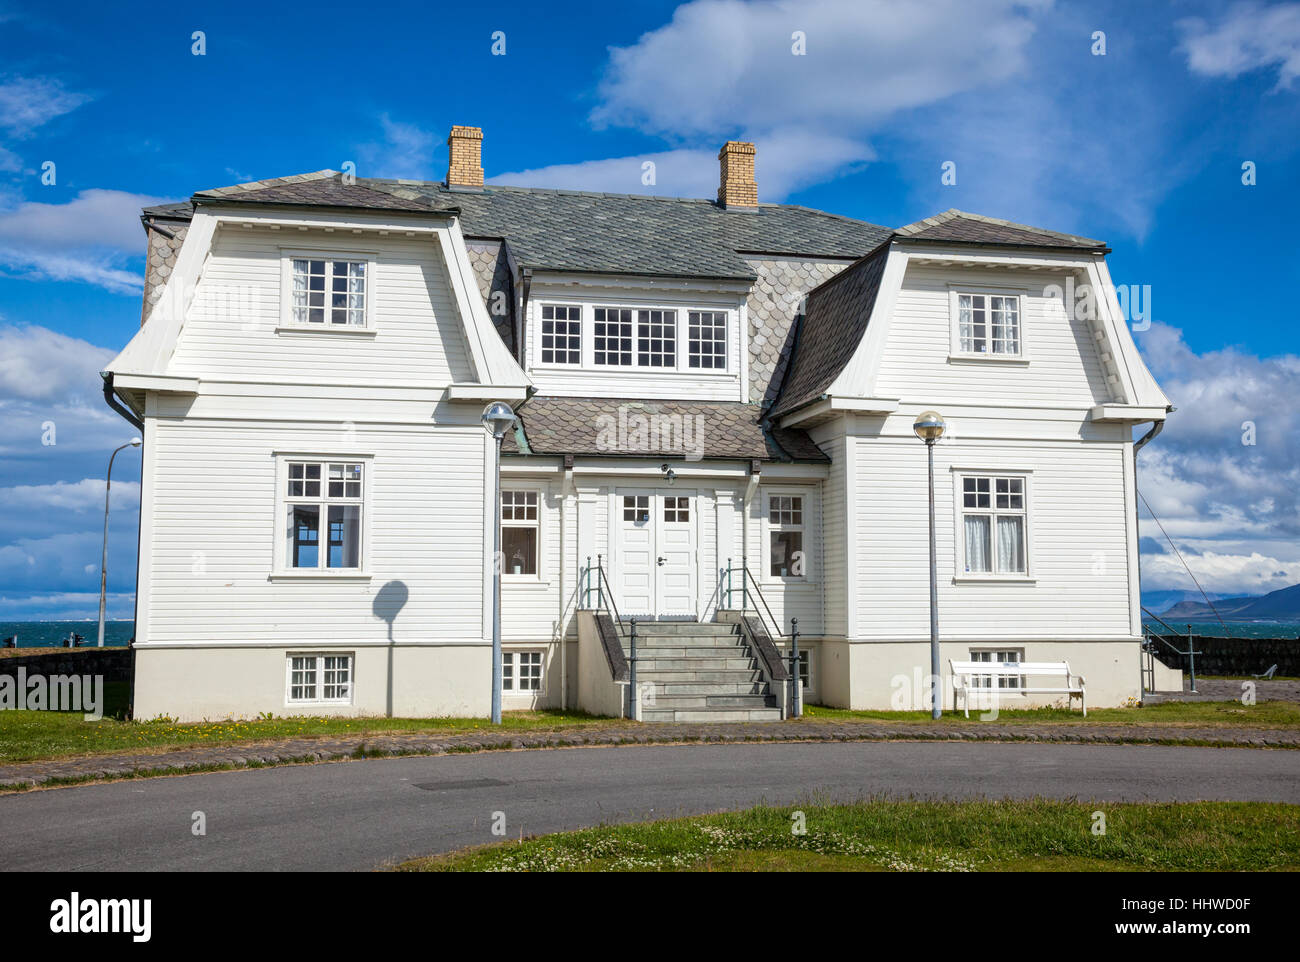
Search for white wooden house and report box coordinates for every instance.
[105,127,1171,721]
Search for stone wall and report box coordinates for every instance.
[1149,636,1300,677]
[0,648,133,683]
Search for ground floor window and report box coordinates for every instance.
[503,650,544,692]
[287,653,353,703]
[968,649,1024,689]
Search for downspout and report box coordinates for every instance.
[101,371,144,718]
[1132,415,1167,693]
[101,371,143,431]
[559,454,574,711]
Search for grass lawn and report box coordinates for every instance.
[800,700,1300,728]
[0,682,619,765]
[1,684,1296,767]
[397,799,1300,872]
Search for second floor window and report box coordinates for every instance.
[540,304,581,364]
[957,293,1019,355]
[292,258,366,326]
[285,461,363,569]
[961,475,1027,575]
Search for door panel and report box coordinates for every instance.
[617,489,697,619]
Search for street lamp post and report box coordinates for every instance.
[98,437,142,648]
[913,411,946,719]
[482,401,517,725]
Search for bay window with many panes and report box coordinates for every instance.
[283,460,364,571]
[959,475,1028,576]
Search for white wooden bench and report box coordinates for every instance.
[950,660,1086,716]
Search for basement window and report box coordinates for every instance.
[287,653,353,704]
[968,649,1024,689]
[503,651,544,692]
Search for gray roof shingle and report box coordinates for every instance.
[502,396,828,463]
[896,208,1106,251]
[769,242,891,419]
[162,170,891,280]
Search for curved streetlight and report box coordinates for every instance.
[482,402,516,725]
[98,437,142,648]
[912,411,946,719]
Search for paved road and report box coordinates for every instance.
[1,741,1296,871]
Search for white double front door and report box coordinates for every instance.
[616,488,697,619]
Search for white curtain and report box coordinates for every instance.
[997,516,1025,573]
[964,515,990,572]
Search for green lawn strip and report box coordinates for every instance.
[397,799,1300,872]
[0,683,618,765]
[1,686,1296,768]
[800,700,1300,728]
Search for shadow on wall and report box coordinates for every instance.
[373,580,409,716]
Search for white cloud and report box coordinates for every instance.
[357,114,437,181]
[0,74,92,138]
[0,324,115,403]
[490,129,871,201]
[3,478,139,513]
[1178,1,1300,89]
[591,0,1047,136]
[1135,323,1300,595]
[0,188,169,294]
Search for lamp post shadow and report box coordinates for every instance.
[372,580,409,717]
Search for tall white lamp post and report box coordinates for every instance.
[98,437,142,648]
[912,411,946,719]
[482,401,517,724]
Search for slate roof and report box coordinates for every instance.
[502,396,828,463]
[769,240,892,419]
[153,170,891,280]
[896,209,1107,251]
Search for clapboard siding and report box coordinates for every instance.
[145,420,486,645]
[818,434,848,638]
[852,433,1132,639]
[874,265,1112,407]
[170,226,474,384]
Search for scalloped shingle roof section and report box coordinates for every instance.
[769,241,891,419]
[502,396,828,463]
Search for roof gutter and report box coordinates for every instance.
[101,372,143,431]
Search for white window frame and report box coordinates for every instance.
[951,469,1033,582]
[279,249,377,333]
[285,652,355,705]
[502,649,545,693]
[500,485,544,582]
[530,301,734,376]
[948,287,1029,362]
[537,303,583,367]
[763,488,813,583]
[272,453,373,579]
[968,648,1025,690]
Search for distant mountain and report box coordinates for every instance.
[1161,584,1300,622]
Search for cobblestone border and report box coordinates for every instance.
[2,720,1297,792]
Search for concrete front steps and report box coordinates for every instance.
[631,621,781,722]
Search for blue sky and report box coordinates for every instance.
[1,0,1298,619]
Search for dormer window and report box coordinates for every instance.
[637,309,676,367]
[688,310,727,369]
[955,292,1020,356]
[594,307,634,366]
[292,258,366,326]
[540,304,581,364]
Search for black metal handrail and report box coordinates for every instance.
[724,558,788,639]
[582,554,627,636]
[1140,605,1200,693]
